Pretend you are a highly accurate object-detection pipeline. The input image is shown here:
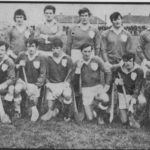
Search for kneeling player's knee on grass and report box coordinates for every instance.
[120,109,128,123]
[121,119,128,124]
[85,105,93,121]
[87,114,93,121]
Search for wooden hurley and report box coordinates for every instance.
[109,82,115,123]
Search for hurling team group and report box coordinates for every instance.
[0,4,150,129]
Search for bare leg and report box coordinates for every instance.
[120,109,128,124]
[84,105,93,121]
[14,83,24,117]
[30,97,39,122]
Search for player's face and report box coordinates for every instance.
[52,46,62,57]
[44,9,55,22]
[27,43,37,55]
[82,46,92,61]
[112,16,122,29]
[80,12,90,25]
[0,45,6,59]
[124,58,134,70]
[15,15,24,25]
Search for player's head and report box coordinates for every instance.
[122,52,135,70]
[78,7,91,24]
[14,9,27,25]
[44,5,56,21]
[0,41,9,58]
[110,12,122,28]
[80,43,93,61]
[52,38,63,57]
[26,38,38,55]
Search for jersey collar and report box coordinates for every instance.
[121,63,140,74]
[44,19,57,26]
[51,52,66,64]
[110,26,124,35]
[78,23,92,30]
[25,51,39,61]
[82,55,93,65]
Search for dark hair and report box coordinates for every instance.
[80,43,92,51]
[52,38,63,48]
[122,52,135,62]
[14,9,27,21]
[26,38,38,47]
[78,7,91,16]
[0,41,9,51]
[44,5,56,14]
[110,12,122,22]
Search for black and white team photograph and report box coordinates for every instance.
[0,1,150,149]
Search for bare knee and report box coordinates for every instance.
[138,94,147,106]
[8,85,15,94]
[15,84,23,95]
[63,87,72,100]
[120,109,128,123]
[87,115,93,121]
[84,105,93,121]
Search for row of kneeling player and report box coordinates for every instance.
[0,38,149,129]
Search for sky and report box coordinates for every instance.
[0,2,150,25]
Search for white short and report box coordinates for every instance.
[16,78,26,89]
[118,92,147,110]
[82,84,104,106]
[46,82,72,101]
[15,78,40,100]
[118,93,132,109]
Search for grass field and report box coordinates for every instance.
[1,36,150,149]
[1,117,150,149]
